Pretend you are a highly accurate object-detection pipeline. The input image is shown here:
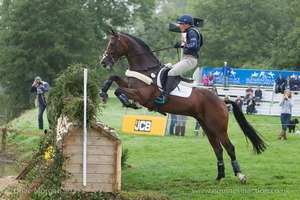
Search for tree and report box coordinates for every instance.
[0,0,155,118]
[0,0,97,116]
[188,0,284,68]
[271,0,300,70]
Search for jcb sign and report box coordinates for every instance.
[122,115,167,136]
[134,120,152,132]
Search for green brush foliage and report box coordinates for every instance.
[47,63,102,127]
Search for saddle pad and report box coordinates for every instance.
[157,69,193,98]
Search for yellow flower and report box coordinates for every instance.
[45,152,51,160]
[44,146,55,163]
[48,146,53,152]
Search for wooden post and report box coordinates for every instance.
[1,128,6,152]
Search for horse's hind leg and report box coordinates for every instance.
[206,135,225,181]
[220,137,247,184]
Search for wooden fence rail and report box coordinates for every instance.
[0,128,42,152]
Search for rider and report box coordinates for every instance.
[155,14,202,104]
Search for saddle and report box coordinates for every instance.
[158,67,195,90]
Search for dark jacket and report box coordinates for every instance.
[183,27,201,58]
[30,82,50,106]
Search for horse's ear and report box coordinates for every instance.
[109,29,118,37]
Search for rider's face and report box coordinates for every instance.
[179,23,187,32]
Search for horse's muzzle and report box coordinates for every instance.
[100,57,112,69]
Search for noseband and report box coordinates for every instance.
[102,34,128,65]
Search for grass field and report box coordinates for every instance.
[5,90,300,199]
[98,90,300,200]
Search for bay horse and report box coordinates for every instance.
[100,29,266,184]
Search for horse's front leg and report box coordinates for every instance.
[100,75,128,103]
[114,87,142,110]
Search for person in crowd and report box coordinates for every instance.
[243,85,253,101]
[278,90,294,140]
[211,85,218,96]
[202,74,209,86]
[222,61,231,88]
[246,94,256,114]
[254,86,263,104]
[284,75,292,91]
[207,72,215,86]
[155,14,202,104]
[175,115,188,136]
[224,95,232,112]
[169,114,177,135]
[30,76,51,130]
[235,96,243,111]
[275,74,285,94]
[291,75,300,92]
[194,121,206,137]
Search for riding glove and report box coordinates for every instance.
[174,41,184,48]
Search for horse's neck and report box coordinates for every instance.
[127,54,159,72]
[121,34,160,71]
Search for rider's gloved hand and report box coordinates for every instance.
[174,41,184,48]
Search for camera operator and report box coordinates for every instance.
[30,76,51,130]
[278,90,294,140]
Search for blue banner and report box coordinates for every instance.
[201,68,300,86]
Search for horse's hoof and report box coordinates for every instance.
[237,173,247,184]
[100,92,108,103]
[131,101,142,109]
[240,176,247,184]
[215,173,225,181]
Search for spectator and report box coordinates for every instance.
[235,96,243,111]
[246,94,256,114]
[169,114,177,135]
[222,61,231,88]
[208,72,215,86]
[284,75,292,91]
[254,86,263,104]
[202,74,209,86]
[175,115,188,136]
[275,74,285,94]
[224,95,232,112]
[211,85,218,96]
[278,90,294,140]
[243,85,253,101]
[291,75,300,92]
[30,76,51,130]
[194,121,205,137]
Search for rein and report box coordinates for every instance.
[120,46,174,59]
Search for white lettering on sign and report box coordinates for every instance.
[134,120,152,132]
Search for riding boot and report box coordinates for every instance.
[180,126,186,136]
[175,125,180,136]
[155,76,176,104]
[278,130,284,140]
[283,131,287,140]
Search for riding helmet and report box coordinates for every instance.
[177,14,194,25]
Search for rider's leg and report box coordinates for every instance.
[155,57,197,104]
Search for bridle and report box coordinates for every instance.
[102,33,128,65]
[102,33,173,65]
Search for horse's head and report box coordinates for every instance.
[100,29,127,69]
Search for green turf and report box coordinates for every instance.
[5,89,300,199]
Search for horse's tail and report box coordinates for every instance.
[225,100,267,154]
